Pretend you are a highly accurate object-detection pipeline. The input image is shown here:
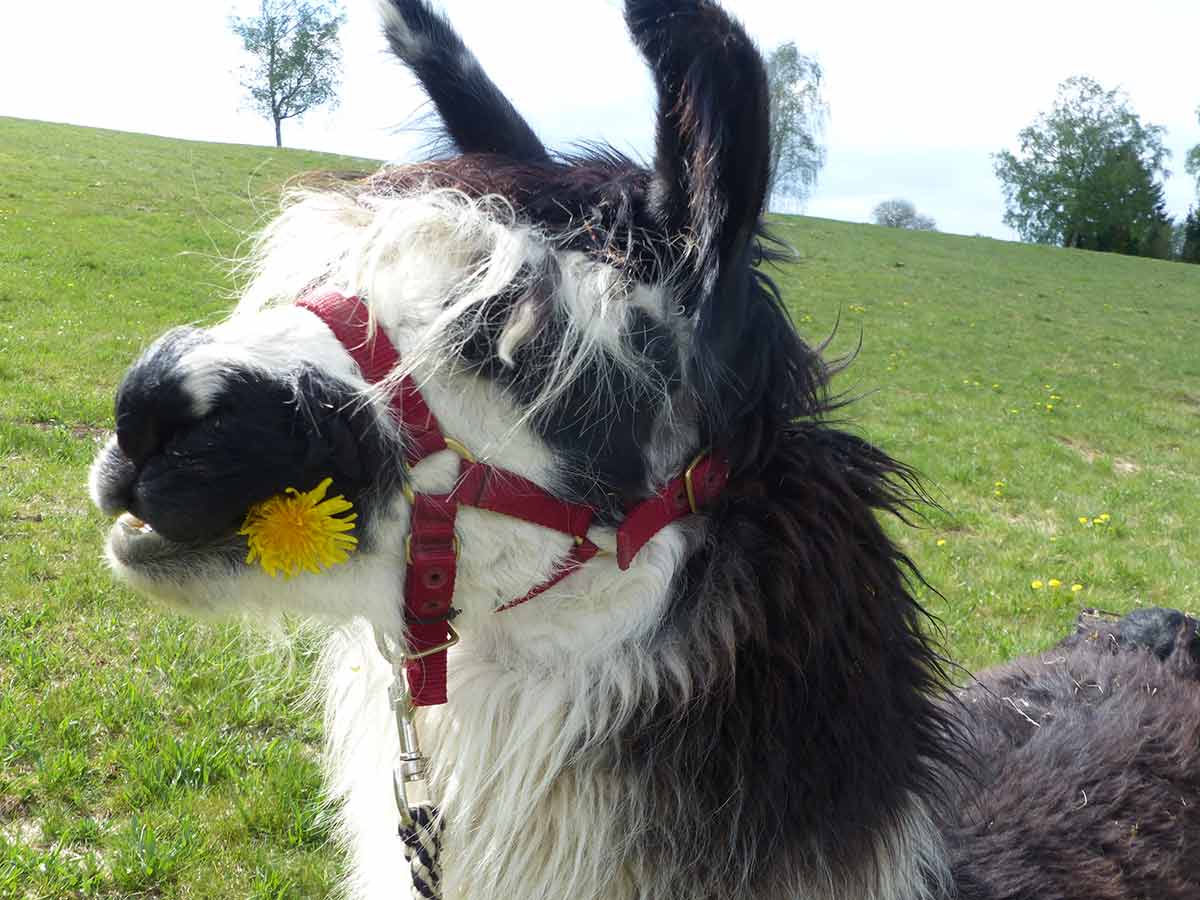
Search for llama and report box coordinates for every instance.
[89,1,1200,898]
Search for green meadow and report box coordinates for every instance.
[1,116,1198,897]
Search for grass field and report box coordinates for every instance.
[2,115,1198,897]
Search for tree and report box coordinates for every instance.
[1181,208,1200,264]
[1138,199,1174,260]
[872,198,937,231]
[993,76,1170,257]
[1187,106,1200,204]
[230,0,345,148]
[766,42,828,207]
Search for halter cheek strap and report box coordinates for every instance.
[297,292,729,706]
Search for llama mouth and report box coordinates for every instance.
[107,511,245,571]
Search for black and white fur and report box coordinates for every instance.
[90,2,1200,898]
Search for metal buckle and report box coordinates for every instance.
[684,450,711,514]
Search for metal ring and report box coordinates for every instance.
[684,450,710,514]
[442,437,476,463]
[374,623,461,664]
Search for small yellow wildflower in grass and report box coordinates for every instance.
[240,478,358,578]
[1072,584,1084,592]
[1078,516,1090,526]
[1048,579,1062,589]
[1031,580,1044,590]
[936,539,947,547]
[1096,513,1111,524]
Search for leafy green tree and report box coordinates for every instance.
[993,76,1170,256]
[1181,208,1200,264]
[872,198,937,231]
[766,43,828,206]
[1187,106,1200,204]
[1137,199,1174,260]
[230,0,345,148]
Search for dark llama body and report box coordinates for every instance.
[946,610,1200,900]
[87,1,1200,898]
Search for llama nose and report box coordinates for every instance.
[116,409,164,468]
[116,402,193,469]
[114,326,206,467]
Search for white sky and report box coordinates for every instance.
[3,0,1198,239]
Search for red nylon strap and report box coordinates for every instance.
[403,493,458,706]
[296,292,396,383]
[395,377,446,467]
[452,461,595,538]
[297,291,730,706]
[616,453,731,570]
[494,540,600,613]
[295,292,444,467]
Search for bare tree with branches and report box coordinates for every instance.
[872,198,937,231]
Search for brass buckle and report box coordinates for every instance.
[684,450,711,514]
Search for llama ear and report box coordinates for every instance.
[625,0,770,294]
[626,1,784,440]
[379,0,549,161]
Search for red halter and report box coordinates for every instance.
[298,292,729,705]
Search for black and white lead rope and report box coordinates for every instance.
[400,806,445,900]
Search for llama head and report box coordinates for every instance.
[89,0,823,627]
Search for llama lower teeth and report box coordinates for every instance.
[120,513,154,534]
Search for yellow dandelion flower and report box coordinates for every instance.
[239,478,358,578]
[1031,580,1044,590]
[1071,583,1084,592]
[1048,579,1062,589]
[1097,513,1111,523]
[937,539,947,547]
[1078,516,1090,525]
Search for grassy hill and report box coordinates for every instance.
[2,116,1198,897]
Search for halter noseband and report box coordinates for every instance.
[298,292,729,706]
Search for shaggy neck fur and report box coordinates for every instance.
[321,423,959,900]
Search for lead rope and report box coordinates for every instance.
[377,628,445,900]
